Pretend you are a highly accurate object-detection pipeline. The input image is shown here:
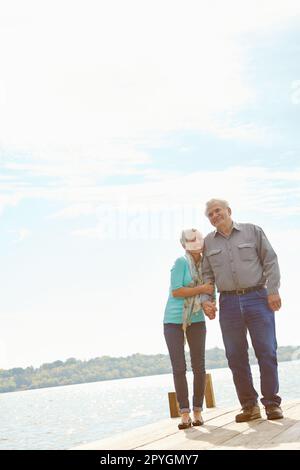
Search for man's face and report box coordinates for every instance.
[207,204,232,229]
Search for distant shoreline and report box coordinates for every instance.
[1,345,299,394]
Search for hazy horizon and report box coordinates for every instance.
[2,343,300,372]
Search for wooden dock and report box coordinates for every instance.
[72,400,300,450]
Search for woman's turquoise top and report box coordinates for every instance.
[163,256,205,324]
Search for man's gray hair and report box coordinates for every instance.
[205,198,230,216]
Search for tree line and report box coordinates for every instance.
[0,345,299,393]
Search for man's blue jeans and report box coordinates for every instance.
[164,322,206,413]
[219,288,281,408]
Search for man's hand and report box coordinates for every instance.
[268,294,282,311]
[202,301,217,320]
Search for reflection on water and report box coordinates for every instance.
[0,360,299,449]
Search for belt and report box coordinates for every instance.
[220,285,265,295]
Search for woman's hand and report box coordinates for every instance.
[199,283,214,295]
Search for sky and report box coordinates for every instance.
[0,0,300,369]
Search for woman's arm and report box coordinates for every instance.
[172,284,214,298]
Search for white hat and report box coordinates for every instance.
[180,228,204,251]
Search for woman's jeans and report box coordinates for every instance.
[219,288,281,409]
[164,322,206,413]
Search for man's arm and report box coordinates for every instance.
[201,244,217,319]
[201,245,215,303]
[255,225,281,311]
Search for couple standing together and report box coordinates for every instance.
[163,199,282,430]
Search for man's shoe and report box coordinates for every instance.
[265,405,283,420]
[235,405,262,423]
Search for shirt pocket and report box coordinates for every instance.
[237,243,256,261]
[206,248,223,268]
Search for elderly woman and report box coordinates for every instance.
[163,229,214,429]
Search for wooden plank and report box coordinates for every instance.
[260,420,300,450]
[71,418,179,450]
[258,403,300,450]
[205,373,216,408]
[137,408,243,450]
[71,401,300,451]
[137,403,299,451]
[71,407,237,450]
[212,402,300,450]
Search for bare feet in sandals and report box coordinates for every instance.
[192,410,204,426]
[178,412,192,430]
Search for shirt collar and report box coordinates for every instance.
[213,221,241,237]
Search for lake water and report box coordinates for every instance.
[0,360,299,449]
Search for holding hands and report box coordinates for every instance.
[202,301,217,320]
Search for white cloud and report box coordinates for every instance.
[211,122,272,142]
[9,228,31,243]
[3,142,151,183]
[291,80,300,104]
[1,0,299,181]
[1,166,300,224]
[0,193,22,215]
[43,166,298,241]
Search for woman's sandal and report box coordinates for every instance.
[192,417,204,426]
[178,418,192,430]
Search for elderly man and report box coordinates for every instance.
[201,199,283,422]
